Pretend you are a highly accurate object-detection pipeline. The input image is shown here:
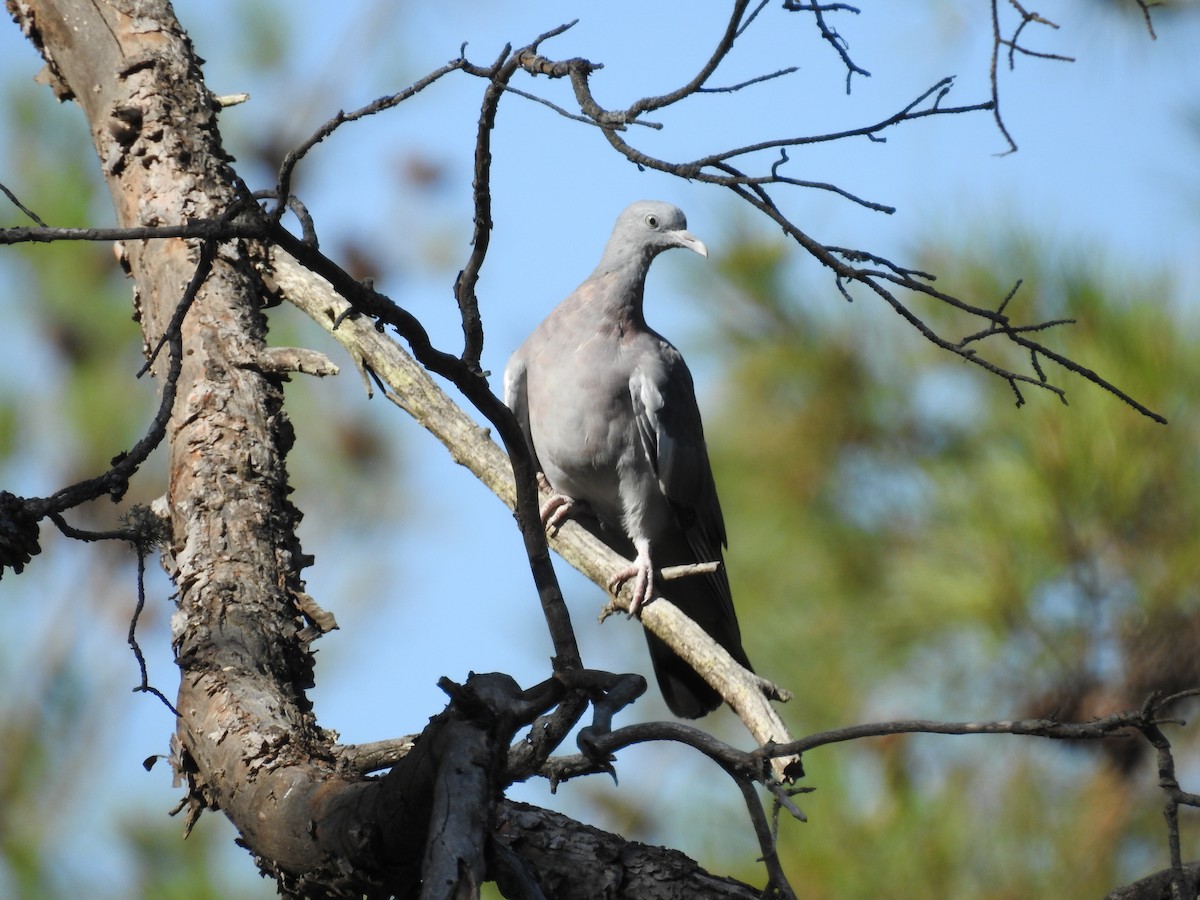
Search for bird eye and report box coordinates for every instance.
[644,214,659,229]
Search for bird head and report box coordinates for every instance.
[607,200,709,265]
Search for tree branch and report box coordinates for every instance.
[494,802,764,899]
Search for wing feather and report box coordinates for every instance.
[629,346,728,556]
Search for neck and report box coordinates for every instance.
[588,242,655,320]
[588,262,647,325]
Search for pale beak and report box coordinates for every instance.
[673,230,708,258]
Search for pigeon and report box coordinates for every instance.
[504,200,752,718]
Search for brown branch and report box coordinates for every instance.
[335,736,420,775]
[8,4,1179,894]
[8,5,603,896]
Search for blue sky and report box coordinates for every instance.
[2,1,1199,894]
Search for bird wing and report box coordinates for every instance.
[502,347,543,473]
[629,342,729,562]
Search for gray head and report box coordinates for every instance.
[595,200,708,274]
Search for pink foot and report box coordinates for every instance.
[537,473,576,532]
[539,494,576,531]
[610,543,654,616]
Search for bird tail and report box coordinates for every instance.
[644,564,752,719]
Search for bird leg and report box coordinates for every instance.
[609,539,655,617]
[537,473,577,533]
[539,494,576,532]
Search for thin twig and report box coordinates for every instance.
[785,0,869,92]
[455,41,515,372]
[0,180,48,226]
[684,77,990,168]
[1135,0,1159,40]
[625,0,753,118]
[990,0,1019,155]
[273,58,467,222]
[30,238,217,518]
[128,542,180,716]
[698,66,799,94]
[48,508,177,715]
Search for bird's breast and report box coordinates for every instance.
[525,343,639,521]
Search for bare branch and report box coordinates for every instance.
[989,1,1077,154]
[733,773,800,900]
[454,42,514,372]
[783,0,869,92]
[0,179,48,226]
[499,38,1165,421]
[1136,0,1160,40]
[724,182,1167,422]
[735,0,772,39]
[686,77,987,166]
[0,219,261,245]
[497,83,624,128]
[698,66,799,94]
[991,0,1020,155]
[273,57,467,222]
[452,22,585,372]
[625,0,754,119]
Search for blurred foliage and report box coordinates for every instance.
[698,222,1199,896]
[1,80,152,487]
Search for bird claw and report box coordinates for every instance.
[536,473,578,532]
[609,560,654,618]
[539,494,575,532]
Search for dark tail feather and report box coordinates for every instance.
[644,566,752,719]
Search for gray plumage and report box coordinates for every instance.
[504,200,752,718]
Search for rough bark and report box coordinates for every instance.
[1105,862,1200,900]
[493,803,763,900]
[6,1,765,896]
